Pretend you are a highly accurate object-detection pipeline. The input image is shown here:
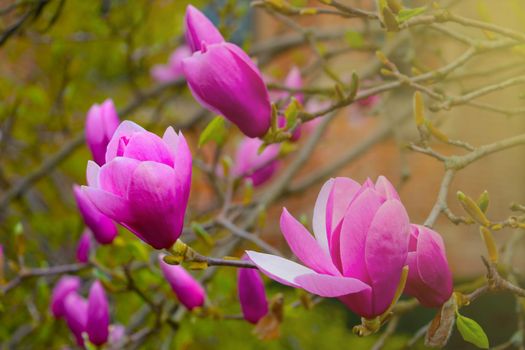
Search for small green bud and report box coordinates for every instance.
[348,71,359,101]
[477,190,489,213]
[457,191,491,227]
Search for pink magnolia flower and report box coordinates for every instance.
[86,280,110,346]
[151,45,191,83]
[404,225,453,307]
[63,292,88,347]
[82,121,192,250]
[73,184,117,245]
[86,99,120,166]
[232,137,280,187]
[51,275,81,319]
[76,230,91,263]
[184,5,224,53]
[182,42,271,138]
[238,256,268,324]
[247,176,410,319]
[159,255,205,310]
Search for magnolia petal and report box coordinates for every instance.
[99,99,120,141]
[365,200,410,315]
[163,127,192,203]
[338,288,375,319]
[182,42,270,138]
[375,175,400,201]
[51,276,81,318]
[98,157,141,197]
[126,162,181,249]
[86,161,100,187]
[105,121,145,162]
[82,186,132,223]
[326,177,361,239]
[86,281,109,346]
[294,273,371,297]
[184,5,224,53]
[339,188,384,280]
[280,208,340,275]
[312,179,334,254]
[123,132,175,166]
[237,257,268,324]
[73,185,117,245]
[415,227,453,306]
[63,293,88,347]
[246,251,314,287]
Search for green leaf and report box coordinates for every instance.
[198,116,227,148]
[348,71,360,101]
[456,314,489,349]
[284,98,300,129]
[396,7,426,23]
[344,31,364,48]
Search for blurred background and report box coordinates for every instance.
[1,0,525,348]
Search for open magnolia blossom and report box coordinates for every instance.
[247,176,411,319]
[82,121,192,250]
